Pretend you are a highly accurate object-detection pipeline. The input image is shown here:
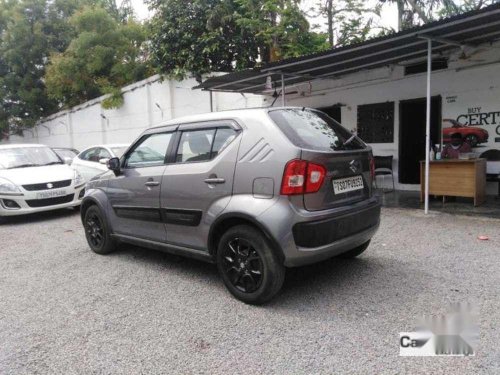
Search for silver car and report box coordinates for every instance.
[81,107,380,304]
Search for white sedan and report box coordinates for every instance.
[0,144,85,218]
[71,144,129,182]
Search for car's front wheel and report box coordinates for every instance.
[217,225,285,305]
[83,205,116,255]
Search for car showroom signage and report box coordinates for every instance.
[444,89,500,146]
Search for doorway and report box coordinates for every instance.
[399,96,441,184]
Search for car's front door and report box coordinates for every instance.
[161,122,241,250]
[107,131,174,242]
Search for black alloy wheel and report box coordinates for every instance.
[216,225,285,304]
[86,212,104,248]
[83,205,116,254]
[221,237,264,293]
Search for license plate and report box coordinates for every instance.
[36,189,67,199]
[332,175,364,194]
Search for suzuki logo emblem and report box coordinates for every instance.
[349,160,359,173]
[47,183,53,189]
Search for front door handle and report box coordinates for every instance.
[204,178,225,184]
[145,181,160,187]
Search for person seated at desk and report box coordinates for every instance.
[442,132,472,159]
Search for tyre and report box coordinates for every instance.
[465,134,478,147]
[83,205,116,255]
[216,225,285,305]
[339,240,371,258]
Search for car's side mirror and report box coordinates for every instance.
[99,158,109,165]
[107,157,121,175]
[63,157,73,165]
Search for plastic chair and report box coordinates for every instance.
[374,155,395,193]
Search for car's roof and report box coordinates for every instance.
[0,143,48,149]
[150,106,301,129]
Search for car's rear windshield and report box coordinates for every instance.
[268,108,365,151]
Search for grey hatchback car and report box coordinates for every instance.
[81,107,380,304]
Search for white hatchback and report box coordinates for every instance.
[0,144,85,218]
[71,144,129,182]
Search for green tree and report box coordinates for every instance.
[45,6,150,109]
[235,0,328,62]
[311,0,381,47]
[0,0,128,134]
[147,0,328,79]
[0,0,79,133]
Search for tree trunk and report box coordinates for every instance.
[406,0,430,23]
[270,10,279,62]
[397,0,404,31]
[327,0,334,47]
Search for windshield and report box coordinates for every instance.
[0,146,62,169]
[268,108,365,151]
[54,149,77,159]
[111,147,128,158]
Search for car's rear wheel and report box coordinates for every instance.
[465,134,478,147]
[217,225,285,305]
[83,205,116,254]
[339,240,371,258]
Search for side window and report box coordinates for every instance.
[125,132,173,168]
[176,127,238,163]
[176,129,216,163]
[212,128,238,158]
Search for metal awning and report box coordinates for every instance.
[195,3,500,94]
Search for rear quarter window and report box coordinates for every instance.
[268,109,365,151]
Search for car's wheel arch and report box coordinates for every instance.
[80,195,110,230]
[208,212,285,265]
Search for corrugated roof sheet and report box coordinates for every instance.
[194,3,500,93]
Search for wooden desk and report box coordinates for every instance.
[420,159,486,206]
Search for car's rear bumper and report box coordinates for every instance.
[259,196,381,267]
[0,185,85,217]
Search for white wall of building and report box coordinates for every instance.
[273,42,500,194]
[2,74,263,151]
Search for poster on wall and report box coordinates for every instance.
[443,89,500,174]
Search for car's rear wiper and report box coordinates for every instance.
[7,163,38,169]
[43,161,63,165]
[342,134,357,148]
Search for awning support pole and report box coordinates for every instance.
[424,38,432,214]
[281,73,285,107]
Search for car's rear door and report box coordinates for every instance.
[161,121,241,250]
[107,131,175,242]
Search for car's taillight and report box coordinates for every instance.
[281,159,326,195]
[369,156,375,180]
[305,162,326,193]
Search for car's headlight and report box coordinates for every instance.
[73,170,85,186]
[0,177,21,194]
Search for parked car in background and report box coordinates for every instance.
[52,147,79,162]
[80,108,380,304]
[0,144,85,220]
[72,144,129,182]
[442,118,489,147]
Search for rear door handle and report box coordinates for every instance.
[145,181,160,187]
[204,178,225,184]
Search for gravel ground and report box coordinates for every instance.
[0,207,499,374]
